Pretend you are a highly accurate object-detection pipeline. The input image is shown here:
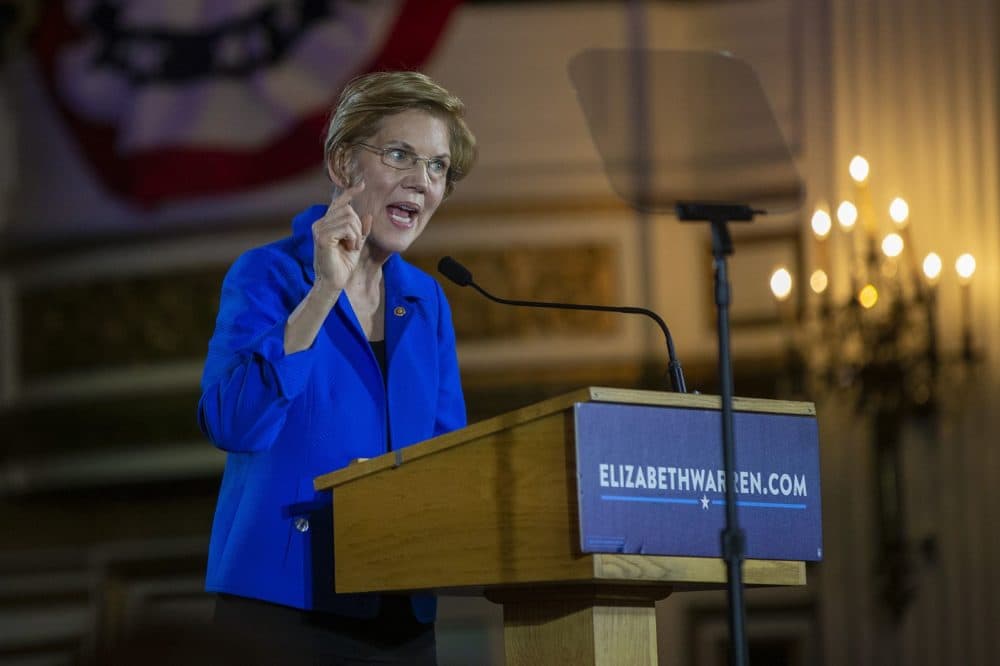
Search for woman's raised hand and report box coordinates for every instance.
[311,181,374,294]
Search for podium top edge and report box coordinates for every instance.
[313,387,815,490]
[585,387,815,416]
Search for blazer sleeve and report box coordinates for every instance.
[432,281,467,436]
[198,248,326,453]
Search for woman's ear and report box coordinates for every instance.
[326,147,356,189]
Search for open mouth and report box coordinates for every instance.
[387,203,419,228]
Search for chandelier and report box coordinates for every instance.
[768,155,979,618]
[770,155,977,412]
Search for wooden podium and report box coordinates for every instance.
[314,387,811,665]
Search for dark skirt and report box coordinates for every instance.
[213,594,437,665]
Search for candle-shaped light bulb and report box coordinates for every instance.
[770,267,793,302]
[881,232,904,258]
[922,252,943,283]
[858,284,879,309]
[837,201,858,230]
[810,269,829,294]
[849,155,870,183]
[956,253,976,283]
[889,197,909,228]
[811,209,832,239]
[955,253,976,360]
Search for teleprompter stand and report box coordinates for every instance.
[676,201,762,666]
[569,49,805,666]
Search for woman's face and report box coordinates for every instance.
[331,109,451,258]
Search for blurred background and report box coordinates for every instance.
[1,0,998,664]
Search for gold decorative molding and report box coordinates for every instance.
[409,244,620,342]
[18,269,226,379]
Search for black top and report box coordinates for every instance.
[369,339,390,452]
[369,339,387,381]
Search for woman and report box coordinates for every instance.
[198,71,476,664]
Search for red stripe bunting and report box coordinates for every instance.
[33,0,463,207]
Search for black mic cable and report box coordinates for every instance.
[437,256,687,393]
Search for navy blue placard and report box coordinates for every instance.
[574,402,822,561]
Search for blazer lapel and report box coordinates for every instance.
[383,254,424,367]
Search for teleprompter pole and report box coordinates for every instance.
[677,202,761,666]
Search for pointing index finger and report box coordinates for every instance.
[330,180,365,209]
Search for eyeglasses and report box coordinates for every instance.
[353,143,451,180]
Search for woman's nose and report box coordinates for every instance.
[403,162,430,191]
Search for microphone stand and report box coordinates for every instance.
[676,201,761,666]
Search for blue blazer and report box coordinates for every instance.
[198,205,466,621]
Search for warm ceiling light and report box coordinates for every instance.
[881,232,904,258]
[888,197,909,227]
[810,269,829,294]
[770,267,793,301]
[858,284,879,309]
[811,209,832,239]
[837,201,858,230]
[849,155,870,183]
[956,253,977,282]
[922,252,942,282]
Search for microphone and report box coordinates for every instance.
[438,256,687,393]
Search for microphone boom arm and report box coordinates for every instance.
[439,256,686,393]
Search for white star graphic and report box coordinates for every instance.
[701,495,710,510]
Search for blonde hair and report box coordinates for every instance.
[323,71,476,197]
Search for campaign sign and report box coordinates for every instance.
[574,402,822,561]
